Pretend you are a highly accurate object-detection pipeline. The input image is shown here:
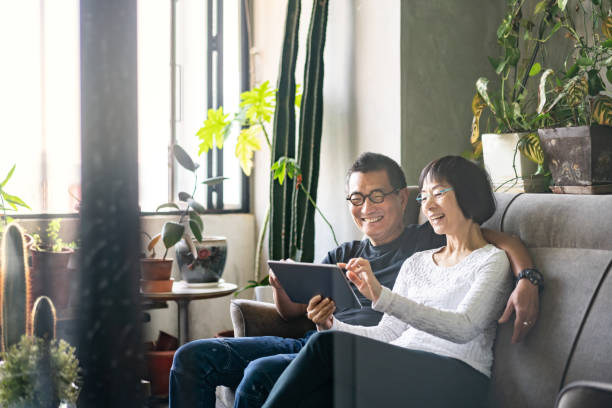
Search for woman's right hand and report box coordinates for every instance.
[307,295,335,331]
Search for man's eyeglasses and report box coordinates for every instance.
[346,188,400,206]
[416,187,453,204]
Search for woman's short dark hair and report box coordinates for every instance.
[346,152,407,191]
[418,156,496,225]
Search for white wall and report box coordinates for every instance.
[251,0,401,263]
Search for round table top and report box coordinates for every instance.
[141,280,238,301]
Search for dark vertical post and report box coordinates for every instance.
[78,1,142,406]
[215,0,224,209]
[206,0,224,210]
[240,0,251,213]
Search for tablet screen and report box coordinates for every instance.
[268,261,362,312]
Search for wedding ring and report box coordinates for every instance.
[522,321,532,327]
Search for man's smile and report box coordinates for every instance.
[361,216,383,223]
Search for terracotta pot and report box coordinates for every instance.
[30,247,75,309]
[140,278,174,293]
[156,330,179,351]
[140,258,173,280]
[146,350,176,397]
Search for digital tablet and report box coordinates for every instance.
[267,260,362,312]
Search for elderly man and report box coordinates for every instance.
[169,152,540,408]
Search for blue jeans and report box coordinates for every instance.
[169,332,315,408]
[263,331,489,408]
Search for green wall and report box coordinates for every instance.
[400,1,504,184]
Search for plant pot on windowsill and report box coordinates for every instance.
[538,125,612,193]
[30,246,74,309]
[482,132,549,193]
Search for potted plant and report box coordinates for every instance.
[535,0,612,192]
[152,144,228,287]
[139,232,174,293]
[0,223,80,408]
[0,164,31,247]
[469,0,566,192]
[29,219,76,309]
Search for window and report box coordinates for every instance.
[0,0,248,216]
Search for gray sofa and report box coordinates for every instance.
[221,190,612,407]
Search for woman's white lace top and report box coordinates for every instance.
[331,244,512,377]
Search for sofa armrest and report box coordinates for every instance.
[230,299,315,338]
[555,381,612,408]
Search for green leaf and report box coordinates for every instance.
[187,198,206,214]
[603,39,612,48]
[271,158,287,185]
[534,0,548,14]
[529,62,542,77]
[576,57,594,66]
[196,107,231,155]
[173,144,198,172]
[607,68,612,84]
[0,164,16,187]
[506,47,520,67]
[488,56,501,71]
[2,193,30,209]
[557,0,567,11]
[295,84,302,108]
[189,220,203,242]
[156,202,180,212]
[588,71,604,96]
[565,64,579,78]
[497,18,512,40]
[189,210,204,232]
[235,125,263,176]
[161,222,185,249]
[239,80,276,123]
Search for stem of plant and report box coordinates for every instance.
[299,184,339,246]
[259,120,272,149]
[254,206,270,282]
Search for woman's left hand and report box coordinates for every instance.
[339,258,382,303]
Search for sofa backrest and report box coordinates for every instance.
[483,193,612,408]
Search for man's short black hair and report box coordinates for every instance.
[418,156,496,225]
[346,152,407,191]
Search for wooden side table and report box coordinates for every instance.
[141,280,237,345]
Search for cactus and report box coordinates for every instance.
[270,0,301,261]
[291,0,329,262]
[31,295,57,341]
[0,223,32,352]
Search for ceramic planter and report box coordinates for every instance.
[175,236,227,284]
[482,132,549,193]
[30,247,74,309]
[538,125,612,189]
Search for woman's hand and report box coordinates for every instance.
[340,258,382,303]
[307,295,335,331]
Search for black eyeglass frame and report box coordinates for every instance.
[346,188,401,206]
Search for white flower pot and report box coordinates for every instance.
[254,285,274,304]
[482,132,548,193]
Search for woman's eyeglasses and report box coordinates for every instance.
[416,187,453,204]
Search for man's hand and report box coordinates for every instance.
[307,295,335,331]
[269,267,307,321]
[340,258,382,303]
[498,279,539,343]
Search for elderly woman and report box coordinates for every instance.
[262,156,512,408]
